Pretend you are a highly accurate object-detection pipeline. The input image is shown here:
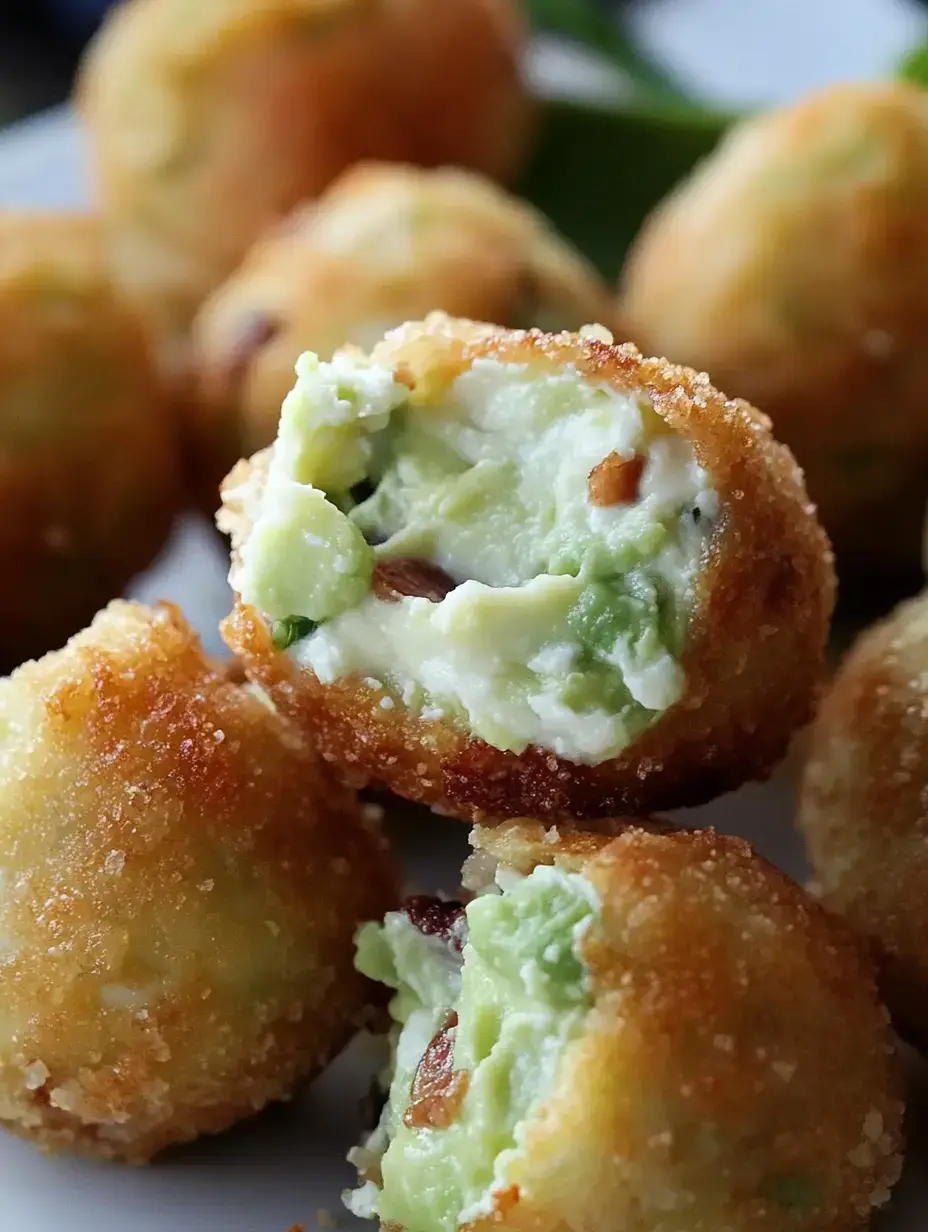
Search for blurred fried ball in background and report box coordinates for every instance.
[0,212,178,670]
[621,81,928,578]
[800,589,928,1049]
[78,0,533,363]
[191,162,618,512]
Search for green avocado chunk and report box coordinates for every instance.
[351,867,599,1232]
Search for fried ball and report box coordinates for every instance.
[0,600,397,1162]
[191,163,619,510]
[620,81,928,574]
[219,314,835,822]
[347,822,904,1232]
[799,590,928,1048]
[0,213,178,671]
[78,0,532,357]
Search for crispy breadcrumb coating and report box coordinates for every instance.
[0,213,178,670]
[621,81,928,574]
[474,823,903,1231]
[191,163,617,511]
[0,601,397,1161]
[220,315,835,821]
[800,590,928,1048]
[78,0,532,355]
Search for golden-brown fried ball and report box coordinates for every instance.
[620,81,928,574]
[0,600,397,1162]
[799,589,928,1048]
[191,163,618,510]
[0,213,178,670]
[219,314,835,822]
[348,822,904,1232]
[78,0,532,357]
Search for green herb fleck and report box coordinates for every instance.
[271,616,318,650]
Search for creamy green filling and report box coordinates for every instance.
[236,348,718,763]
[348,868,599,1232]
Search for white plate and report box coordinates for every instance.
[1,15,926,1224]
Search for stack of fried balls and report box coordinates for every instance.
[2,1,928,1229]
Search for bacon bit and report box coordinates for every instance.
[492,1186,521,1217]
[587,452,645,507]
[372,558,456,603]
[404,1013,470,1130]
[393,363,416,390]
[403,895,467,951]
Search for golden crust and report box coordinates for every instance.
[466,823,904,1231]
[78,0,532,352]
[621,81,928,574]
[0,600,397,1161]
[467,816,664,879]
[799,591,928,1047]
[0,212,179,670]
[191,163,617,511]
[221,316,835,822]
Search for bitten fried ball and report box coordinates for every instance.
[799,590,928,1048]
[219,314,834,822]
[0,600,397,1162]
[0,213,178,670]
[78,0,532,356]
[191,163,618,509]
[347,822,904,1232]
[620,81,928,574]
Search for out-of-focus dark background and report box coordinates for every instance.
[3,0,927,129]
[0,0,107,123]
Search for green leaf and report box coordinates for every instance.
[523,0,695,107]
[897,42,928,87]
[517,97,736,281]
[270,615,319,650]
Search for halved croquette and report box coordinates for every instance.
[220,315,834,821]
[347,822,903,1232]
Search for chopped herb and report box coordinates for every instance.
[270,616,318,650]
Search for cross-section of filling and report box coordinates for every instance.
[234,342,718,763]
[346,866,600,1232]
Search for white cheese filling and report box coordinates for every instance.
[236,348,718,763]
